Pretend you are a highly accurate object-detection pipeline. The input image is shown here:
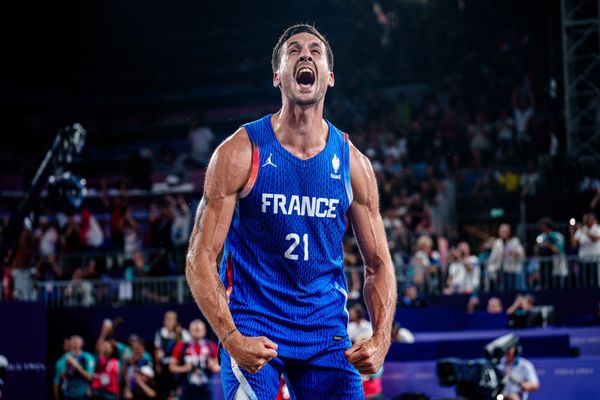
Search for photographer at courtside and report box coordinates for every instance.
[497,343,540,400]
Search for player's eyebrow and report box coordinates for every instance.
[286,40,323,50]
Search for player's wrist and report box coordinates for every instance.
[372,330,391,347]
[222,329,243,351]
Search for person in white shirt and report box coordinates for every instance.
[498,345,540,400]
[487,224,526,291]
[347,304,373,343]
[445,242,480,294]
[570,213,600,287]
[35,216,59,258]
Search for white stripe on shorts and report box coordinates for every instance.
[231,356,258,400]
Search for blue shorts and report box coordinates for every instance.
[220,347,364,400]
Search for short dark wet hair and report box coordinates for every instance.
[271,23,334,73]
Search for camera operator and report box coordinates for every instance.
[170,320,219,400]
[498,345,539,400]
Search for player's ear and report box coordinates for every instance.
[328,70,335,88]
[273,71,281,88]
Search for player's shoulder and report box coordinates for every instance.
[213,127,252,161]
[347,140,377,200]
[205,127,253,192]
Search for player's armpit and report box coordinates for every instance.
[185,128,252,341]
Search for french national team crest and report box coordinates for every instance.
[330,154,341,179]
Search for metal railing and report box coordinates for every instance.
[6,254,600,307]
[402,254,600,296]
[57,247,168,275]
[35,276,194,307]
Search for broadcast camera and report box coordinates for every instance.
[436,333,520,400]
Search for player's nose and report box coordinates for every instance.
[299,48,313,62]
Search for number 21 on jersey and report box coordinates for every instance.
[284,233,308,261]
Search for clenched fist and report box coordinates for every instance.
[345,335,390,375]
[224,331,279,374]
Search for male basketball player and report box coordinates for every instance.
[186,24,397,399]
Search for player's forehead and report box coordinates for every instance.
[284,32,325,49]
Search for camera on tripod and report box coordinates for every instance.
[436,333,520,400]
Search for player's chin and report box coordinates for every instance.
[291,91,322,106]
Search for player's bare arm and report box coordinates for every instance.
[345,142,397,374]
[186,127,278,374]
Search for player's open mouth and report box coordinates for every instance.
[296,67,315,88]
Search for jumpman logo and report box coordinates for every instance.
[262,153,277,168]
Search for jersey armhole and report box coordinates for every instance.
[239,141,260,199]
[342,132,354,205]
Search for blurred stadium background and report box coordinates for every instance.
[1,0,600,399]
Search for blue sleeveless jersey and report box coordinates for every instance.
[219,114,354,359]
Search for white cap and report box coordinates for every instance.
[140,365,154,378]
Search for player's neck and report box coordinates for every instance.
[272,101,327,156]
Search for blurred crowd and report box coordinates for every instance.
[54,312,218,400]
[4,188,193,302]
[2,21,598,312]
[370,213,600,303]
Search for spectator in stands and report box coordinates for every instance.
[123,210,142,262]
[487,224,526,291]
[520,160,539,198]
[55,335,95,400]
[123,335,155,399]
[506,294,541,328]
[494,110,515,162]
[64,268,95,307]
[534,217,567,289]
[445,242,480,295]
[147,201,174,274]
[35,216,59,258]
[36,255,62,281]
[187,115,215,167]
[169,195,191,274]
[391,322,415,343]
[347,304,373,342]
[344,239,362,300]
[53,337,72,400]
[570,213,600,288]
[466,294,480,314]
[409,234,440,290]
[487,297,504,313]
[125,251,150,280]
[468,112,492,167]
[157,145,186,184]
[512,76,535,157]
[498,343,540,400]
[10,228,35,300]
[170,320,219,400]
[124,365,157,400]
[399,283,427,308]
[61,214,84,275]
[154,311,190,399]
[101,181,128,252]
[91,320,120,400]
[80,208,104,250]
